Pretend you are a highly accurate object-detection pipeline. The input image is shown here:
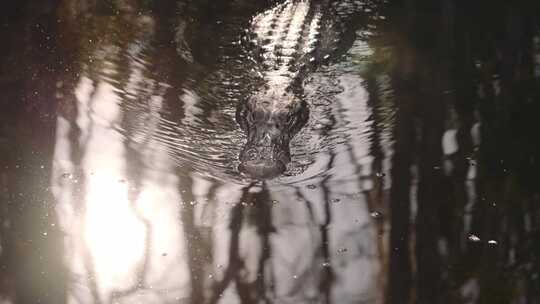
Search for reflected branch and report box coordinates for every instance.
[206,188,247,304]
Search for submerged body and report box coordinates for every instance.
[236,0,365,178]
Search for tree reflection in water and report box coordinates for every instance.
[0,0,539,303]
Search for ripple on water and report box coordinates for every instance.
[124,4,390,188]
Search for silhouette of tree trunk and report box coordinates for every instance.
[386,80,414,304]
[0,1,66,303]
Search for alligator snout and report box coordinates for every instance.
[239,145,290,179]
[239,158,287,179]
[236,92,309,179]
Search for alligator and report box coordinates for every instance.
[236,0,368,178]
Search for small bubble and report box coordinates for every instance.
[321,262,331,267]
[190,201,197,206]
[337,248,348,253]
[208,274,214,279]
[42,232,48,236]
[217,264,223,269]
[488,240,498,245]
[40,165,45,169]
[248,186,263,193]
[271,200,279,205]
[293,275,298,279]
[468,234,481,242]
[331,198,341,204]
[370,211,382,219]
[307,184,317,190]
[61,173,73,179]
[375,172,385,177]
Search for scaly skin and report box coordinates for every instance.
[237,0,365,178]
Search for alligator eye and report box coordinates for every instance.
[287,114,296,125]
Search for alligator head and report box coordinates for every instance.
[236,90,309,179]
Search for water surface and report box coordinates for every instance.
[1,0,539,303]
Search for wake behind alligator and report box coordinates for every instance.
[236,0,368,179]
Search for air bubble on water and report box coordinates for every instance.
[488,240,498,245]
[370,211,382,218]
[190,201,197,206]
[208,274,214,279]
[293,275,298,279]
[468,234,481,242]
[248,186,263,193]
[271,200,279,205]
[337,248,348,253]
[375,172,385,178]
[42,232,48,236]
[321,262,331,267]
[475,61,482,69]
[62,173,73,179]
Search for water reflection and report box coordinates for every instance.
[1,0,540,303]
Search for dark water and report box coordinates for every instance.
[1,0,540,303]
